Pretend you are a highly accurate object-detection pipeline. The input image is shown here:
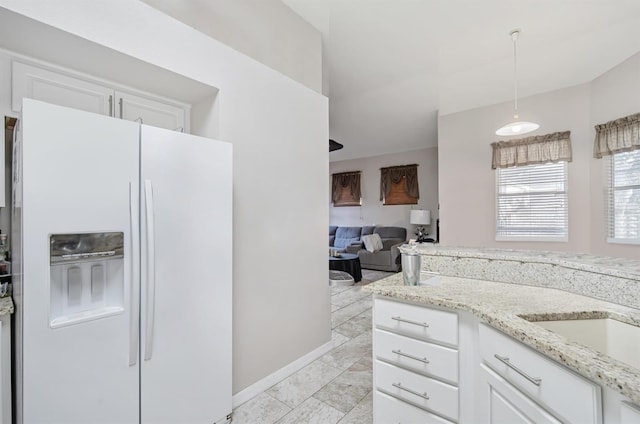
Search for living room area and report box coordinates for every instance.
[328,146,439,280]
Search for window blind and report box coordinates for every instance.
[496,162,568,240]
[608,150,640,243]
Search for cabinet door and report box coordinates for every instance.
[116,90,187,132]
[480,364,561,424]
[12,62,113,115]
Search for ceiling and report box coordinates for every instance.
[282,0,640,161]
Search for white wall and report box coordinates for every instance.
[141,0,323,93]
[438,51,640,259]
[329,147,439,240]
[589,52,640,259]
[0,1,329,395]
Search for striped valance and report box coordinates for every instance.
[593,112,640,158]
[491,131,572,169]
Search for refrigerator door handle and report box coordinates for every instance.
[144,179,156,361]
[129,182,140,366]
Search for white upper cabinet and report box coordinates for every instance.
[116,91,185,131]
[12,62,112,115]
[12,61,189,132]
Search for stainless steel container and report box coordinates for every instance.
[401,252,421,286]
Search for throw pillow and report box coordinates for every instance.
[362,234,383,253]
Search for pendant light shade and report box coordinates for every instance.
[496,120,539,136]
[496,30,539,137]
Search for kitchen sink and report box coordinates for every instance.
[529,318,640,369]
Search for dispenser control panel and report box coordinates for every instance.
[49,232,125,328]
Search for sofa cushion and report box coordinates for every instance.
[329,226,338,236]
[361,226,375,236]
[362,234,384,252]
[382,238,404,250]
[374,226,407,240]
[334,237,360,249]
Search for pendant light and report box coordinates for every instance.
[495,29,539,136]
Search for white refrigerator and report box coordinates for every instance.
[13,99,232,424]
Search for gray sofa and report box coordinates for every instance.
[329,225,407,272]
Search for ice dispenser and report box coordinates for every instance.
[49,232,125,328]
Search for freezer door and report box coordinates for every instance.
[140,125,232,423]
[18,99,140,423]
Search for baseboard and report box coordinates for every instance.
[231,339,334,408]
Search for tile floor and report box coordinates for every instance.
[232,269,393,424]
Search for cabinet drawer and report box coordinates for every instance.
[374,298,458,347]
[374,329,458,384]
[479,324,601,424]
[375,360,458,421]
[374,390,454,424]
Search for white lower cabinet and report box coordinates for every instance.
[479,324,602,424]
[480,364,561,424]
[372,296,627,424]
[373,298,459,423]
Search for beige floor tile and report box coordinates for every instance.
[319,331,372,371]
[266,360,342,408]
[331,286,370,308]
[332,330,351,348]
[332,299,373,328]
[334,313,372,338]
[232,392,291,424]
[275,397,345,424]
[313,359,373,413]
[337,390,373,424]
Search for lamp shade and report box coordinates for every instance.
[410,209,431,225]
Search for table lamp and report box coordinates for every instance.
[410,209,431,243]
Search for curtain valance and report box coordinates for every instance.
[379,164,419,201]
[331,171,361,204]
[593,112,640,158]
[491,131,572,169]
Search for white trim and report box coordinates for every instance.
[231,340,334,408]
[607,237,640,245]
[495,235,568,243]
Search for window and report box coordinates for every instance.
[380,164,419,205]
[608,150,640,243]
[331,171,361,207]
[383,177,418,205]
[496,162,568,241]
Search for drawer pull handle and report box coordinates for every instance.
[391,316,429,328]
[392,382,430,400]
[392,349,430,364]
[494,354,542,386]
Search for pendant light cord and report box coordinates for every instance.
[512,31,519,119]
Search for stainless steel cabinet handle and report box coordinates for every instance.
[391,316,429,328]
[119,97,123,119]
[109,95,113,117]
[392,349,430,364]
[494,354,542,386]
[392,382,430,400]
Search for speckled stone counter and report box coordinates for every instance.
[399,245,640,309]
[364,272,640,404]
[0,297,13,316]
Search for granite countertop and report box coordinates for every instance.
[0,297,13,316]
[401,245,640,280]
[364,273,640,404]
